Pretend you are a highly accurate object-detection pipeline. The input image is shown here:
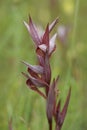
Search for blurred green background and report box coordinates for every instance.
[0,0,87,130]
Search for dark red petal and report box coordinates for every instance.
[42,24,49,47]
[26,78,33,87]
[28,68,39,78]
[61,87,71,125]
[21,61,43,74]
[29,16,41,46]
[26,79,47,99]
[28,75,49,88]
[49,17,59,33]
[46,79,56,123]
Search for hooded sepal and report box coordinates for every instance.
[24,16,41,46]
[21,61,43,75]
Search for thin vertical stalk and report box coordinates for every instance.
[69,0,80,73]
[72,0,80,48]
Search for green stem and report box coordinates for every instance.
[66,0,80,81]
[69,0,80,72]
[72,0,80,48]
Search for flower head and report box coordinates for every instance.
[22,16,59,96]
[24,16,58,56]
[22,16,71,130]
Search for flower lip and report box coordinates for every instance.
[28,75,49,88]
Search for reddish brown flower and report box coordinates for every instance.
[22,16,59,97]
[24,16,58,56]
[22,16,71,130]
